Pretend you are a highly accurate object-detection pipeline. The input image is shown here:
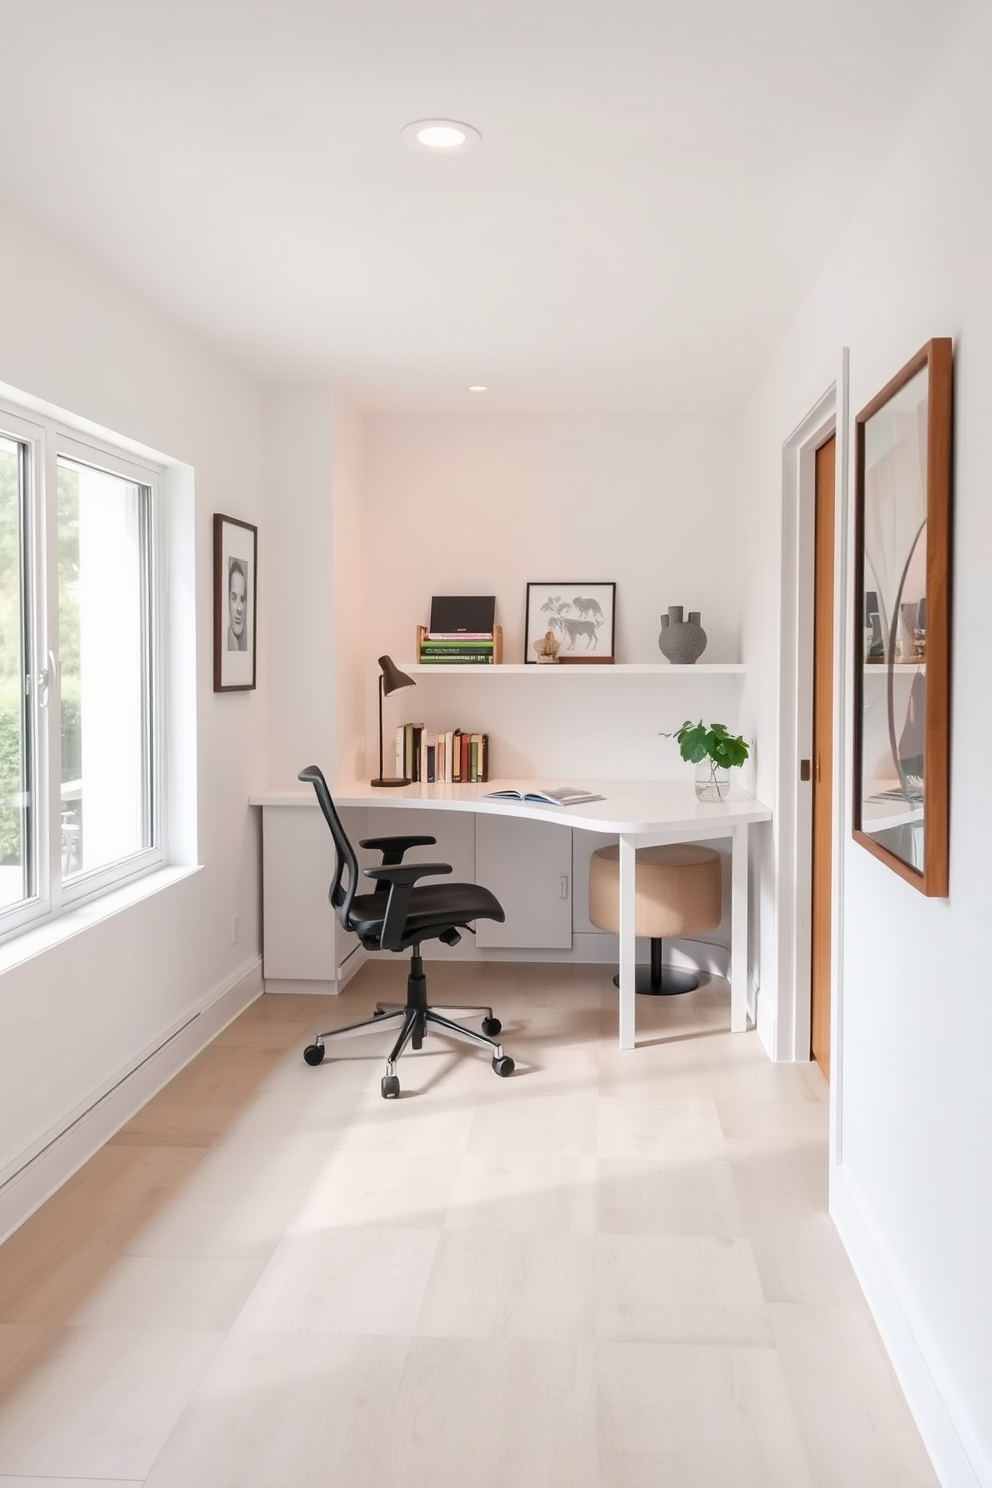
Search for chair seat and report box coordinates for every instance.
[349,882,505,946]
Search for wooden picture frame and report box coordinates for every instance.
[852,338,952,896]
[524,582,617,662]
[213,513,257,692]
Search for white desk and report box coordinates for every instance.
[251,778,771,1050]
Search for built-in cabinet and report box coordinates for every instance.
[260,804,362,990]
[474,814,572,948]
[258,801,579,987]
[361,806,572,951]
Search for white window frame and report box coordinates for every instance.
[0,400,167,943]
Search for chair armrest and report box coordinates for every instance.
[360,836,441,896]
[362,862,452,950]
[363,863,452,885]
[359,834,437,856]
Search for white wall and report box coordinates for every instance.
[741,4,991,1481]
[363,413,745,779]
[0,203,265,1192]
[262,386,366,786]
[330,390,367,782]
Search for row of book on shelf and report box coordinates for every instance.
[396,724,491,783]
[415,623,503,665]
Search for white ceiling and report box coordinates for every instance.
[0,0,966,411]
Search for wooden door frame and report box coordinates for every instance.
[773,353,849,1154]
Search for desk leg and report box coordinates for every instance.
[618,833,636,1050]
[731,821,749,1033]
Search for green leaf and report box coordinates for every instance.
[662,717,750,770]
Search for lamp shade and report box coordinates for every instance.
[378,655,415,696]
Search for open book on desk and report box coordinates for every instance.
[483,786,605,806]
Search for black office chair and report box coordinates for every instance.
[298,766,515,1098]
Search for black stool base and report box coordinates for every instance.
[612,966,700,996]
[610,937,699,996]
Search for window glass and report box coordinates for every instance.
[57,458,152,879]
[0,435,29,908]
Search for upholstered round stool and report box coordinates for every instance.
[588,842,722,995]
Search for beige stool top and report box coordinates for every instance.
[588,842,722,939]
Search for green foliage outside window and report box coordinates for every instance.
[0,455,82,864]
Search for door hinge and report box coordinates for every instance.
[800,759,811,782]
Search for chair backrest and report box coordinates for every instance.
[298,766,359,930]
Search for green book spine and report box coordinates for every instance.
[419,655,494,664]
[419,647,495,656]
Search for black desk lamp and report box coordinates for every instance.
[371,655,416,787]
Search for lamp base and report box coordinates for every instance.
[370,776,412,788]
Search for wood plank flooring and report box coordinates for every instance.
[0,963,938,1487]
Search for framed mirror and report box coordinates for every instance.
[853,338,952,896]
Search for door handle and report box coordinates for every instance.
[559,875,569,900]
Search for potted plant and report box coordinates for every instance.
[666,719,750,802]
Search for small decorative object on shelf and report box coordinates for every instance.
[658,605,707,664]
[532,629,560,663]
[663,719,750,802]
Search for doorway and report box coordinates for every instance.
[773,357,848,1077]
[810,435,835,1080]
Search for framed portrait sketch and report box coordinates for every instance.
[525,582,616,662]
[213,513,257,692]
[853,337,952,896]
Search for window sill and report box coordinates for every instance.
[0,864,203,975]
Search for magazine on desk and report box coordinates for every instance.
[483,786,605,806]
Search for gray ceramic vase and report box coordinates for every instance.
[658,605,707,664]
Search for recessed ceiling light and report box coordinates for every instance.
[402,119,481,153]
[467,385,489,393]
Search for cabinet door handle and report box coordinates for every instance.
[559,875,569,900]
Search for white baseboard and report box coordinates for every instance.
[831,1166,988,1488]
[264,945,368,997]
[264,977,339,995]
[0,955,263,1246]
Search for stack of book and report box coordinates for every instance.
[396,725,491,783]
[415,623,503,665]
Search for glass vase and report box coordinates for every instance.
[695,760,730,802]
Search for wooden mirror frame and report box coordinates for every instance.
[852,337,953,896]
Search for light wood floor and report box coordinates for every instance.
[0,962,938,1487]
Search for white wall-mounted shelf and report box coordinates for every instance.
[402,663,746,676]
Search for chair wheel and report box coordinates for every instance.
[303,1043,325,1066]
[381,1074,400,1099]
[481,1017,501,1037]
[492,1055,514,1077]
